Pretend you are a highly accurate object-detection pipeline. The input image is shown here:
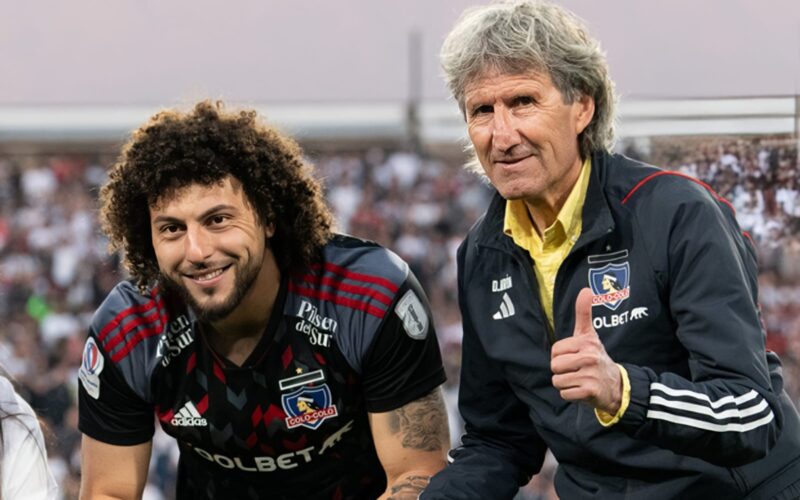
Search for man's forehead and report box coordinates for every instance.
[149,176,245,211]
[464,69,553,98]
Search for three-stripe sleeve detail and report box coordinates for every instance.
[646,382,774,432]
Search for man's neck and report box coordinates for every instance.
[525,157,585,236]
[208,254,281,367]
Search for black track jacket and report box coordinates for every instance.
[424,152,800,499]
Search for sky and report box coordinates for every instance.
[3,0,800,107]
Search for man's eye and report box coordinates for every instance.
[471,105,493,116]
[514,96,534,106]
[210,215,227,225]
[161,225,181,234]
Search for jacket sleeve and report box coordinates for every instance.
[616,190,782,467]
[423,241,546,499]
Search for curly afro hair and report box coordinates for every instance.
[100,100,333,290]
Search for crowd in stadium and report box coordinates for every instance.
[0,136,797,499]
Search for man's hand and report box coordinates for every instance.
[550,288,622,414]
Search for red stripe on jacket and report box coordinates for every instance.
[621,171,736,215]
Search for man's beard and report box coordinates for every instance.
[160,258,262,323]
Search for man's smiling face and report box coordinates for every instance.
[149,176,273,322]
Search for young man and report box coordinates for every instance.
[78,101,449,499]
[423,1,800,498]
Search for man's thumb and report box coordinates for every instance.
[573,287,596,336]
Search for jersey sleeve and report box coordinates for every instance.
[78,335,155,445]
[359,271,446,413]
[78,286,156,445]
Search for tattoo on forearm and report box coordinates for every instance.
[388,389,448,451]
[387,475,431,500]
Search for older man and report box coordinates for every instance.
[423,1,800,499]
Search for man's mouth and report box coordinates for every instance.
[493,152,534,165]
[185,265,231,282]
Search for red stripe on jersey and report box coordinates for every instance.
[111,325,163,363]
[251,406,264,427]
[246,432,258,449]
[186,352,196,373]
[102,308,162,353]
[196,395,209,414]
[621,171,736,215]
[298,274,394,306]
[97,298,162,342]
[311,262,399,293]
[282,345,293,369]
[314,352,327,366]
[264,404,286,426]
[288,282,387,319]
[213,362,226,383]
[156,407,174,424]
[155,293,169,332]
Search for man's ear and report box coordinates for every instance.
[574,93,595,135]
[265,223,275,239]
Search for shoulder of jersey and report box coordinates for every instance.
[286,234,409,321]
[89,280,169,364]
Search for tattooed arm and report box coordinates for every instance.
[369,387,450,499]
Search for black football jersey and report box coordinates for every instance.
[79,235,446,499]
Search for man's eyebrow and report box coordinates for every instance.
[151,204,237,224]
[198,204,237,220]
[151,214,181,225]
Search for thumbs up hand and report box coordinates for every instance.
[550,288,622,415]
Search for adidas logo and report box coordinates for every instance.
[171,401,207,427]
[492,293,515,320]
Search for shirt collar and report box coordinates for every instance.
[503,157,592,249]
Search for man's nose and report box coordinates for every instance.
[491,107,521,152]
[184,225,212,263]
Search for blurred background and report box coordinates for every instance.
[2,1,800,498]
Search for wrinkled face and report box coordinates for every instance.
[149,176,274,322]
[464,70,594,206]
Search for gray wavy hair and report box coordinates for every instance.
[441,0,617,170]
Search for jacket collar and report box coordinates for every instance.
[473,150,615,252]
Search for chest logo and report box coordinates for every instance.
[171,400,207,427]
[156,314,194,367]
[296,300,336,348]
[588,262,630,311]
[280,370,339,430]
[492,292,516,320]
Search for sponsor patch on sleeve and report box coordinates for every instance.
[394,290,429,340]
[79,337,104,399]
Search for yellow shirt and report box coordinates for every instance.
[502,157,630,426]
[503,157,591,334]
